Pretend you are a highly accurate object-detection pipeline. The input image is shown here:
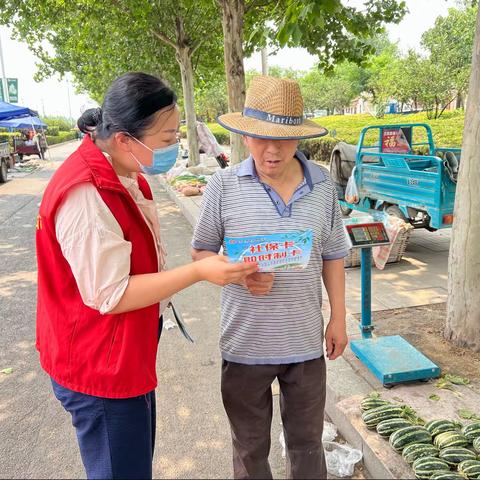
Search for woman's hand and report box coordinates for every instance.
[195,255,258,286]
[244,272,275,296]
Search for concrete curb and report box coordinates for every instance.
[325,314,410,479]
[158,177,199,228]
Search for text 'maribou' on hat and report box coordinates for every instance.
[218,75,328,140]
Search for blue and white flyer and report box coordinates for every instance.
[224,230,313,272]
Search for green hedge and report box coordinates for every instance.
[180,123,231,146]
[46,132,77,145]
[303,110,465,162]
[180,110,465,163]
[46,126,59,136]
[0,132,21,145]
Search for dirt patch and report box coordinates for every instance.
[353,303,480,388]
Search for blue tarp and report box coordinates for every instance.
[0,116,47,129]
[0,101,39,121]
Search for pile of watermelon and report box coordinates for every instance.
[360,393,480,479]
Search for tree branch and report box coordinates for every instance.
[245,0,273,14]
[191,39,203,55]
[151,29,178,52]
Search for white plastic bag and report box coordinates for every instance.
[372,213,412,270]
[280,421,337,459]
[345,167,359,204]
[279,431,286,458]
[324,441,363,477]
[163,319,177,330]
[322,421,338,442]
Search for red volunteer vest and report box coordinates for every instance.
[36,135,160,398]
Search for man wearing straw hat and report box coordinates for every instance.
[192,75,349,479]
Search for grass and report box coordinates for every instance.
[183,110,465,162]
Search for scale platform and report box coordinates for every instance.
[350,335,441,386]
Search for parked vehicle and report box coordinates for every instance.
[13,132,47,161]
[330,123,460,230]
[0,141,11,182]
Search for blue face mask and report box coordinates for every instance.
[130,136,179,175]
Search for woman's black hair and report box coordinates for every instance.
[77,72,177,139]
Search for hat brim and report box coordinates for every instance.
[217,112,328,140]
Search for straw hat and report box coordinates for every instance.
[218,75,328,140]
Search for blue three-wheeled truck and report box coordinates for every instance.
[331,123,460,230]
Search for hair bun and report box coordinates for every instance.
[77,107,103,134]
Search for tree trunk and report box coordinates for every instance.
[456,93,463,109]
[261,47,268,75]
[177,47,200,167]
[445,6,480,352]
[219,0,248,164]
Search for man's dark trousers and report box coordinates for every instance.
[221,356,327,479]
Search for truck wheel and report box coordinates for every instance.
[0,159,7,183]
[385,205,409,222]
[340,205,352,216]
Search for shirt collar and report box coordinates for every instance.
[236,150,326,188]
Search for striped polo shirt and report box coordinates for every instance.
[192,151,349,365]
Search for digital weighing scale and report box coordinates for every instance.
[346,221,441,387]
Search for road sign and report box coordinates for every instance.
[7,78,18,103]
[0,78,18,102]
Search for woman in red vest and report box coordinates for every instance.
[36,72,257,480]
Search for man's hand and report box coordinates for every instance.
[244,272,275,296]
[324,317,348,360]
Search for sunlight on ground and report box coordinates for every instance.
[0,270,36,296]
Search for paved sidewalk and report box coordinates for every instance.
[158,172,461,479]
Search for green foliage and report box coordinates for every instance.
[46,126,59,136]
[364,40,401,113]
[422,5,477,97]
[206,124,230,145]
[0,131,21,145]
[42,116,73,132]
[46,132,77,145]
[246,0,407,71]
[1,0,224,104]
[201,110,464,163]
[195,76,228,123]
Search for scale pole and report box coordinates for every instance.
[360,247,373,339]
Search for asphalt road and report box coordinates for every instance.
[0,142,285,479]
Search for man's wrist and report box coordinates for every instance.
[328,311,346,324]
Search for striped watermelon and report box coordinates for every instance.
[439,447,477,466]
[425,420,462,437]
[461,422,480,443]
[457,460,480,479]
[362,404,404,429]
[412,456,450,480]
[377,418,412,437]
[361,396,391,412]
[434,432,469,449]
[430,472,467,480]
[390,426,432,452]
[402,443,440,464]
[473,436,480,454]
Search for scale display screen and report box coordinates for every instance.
[345,222,390,247]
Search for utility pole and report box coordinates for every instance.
[0,32,9,103]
